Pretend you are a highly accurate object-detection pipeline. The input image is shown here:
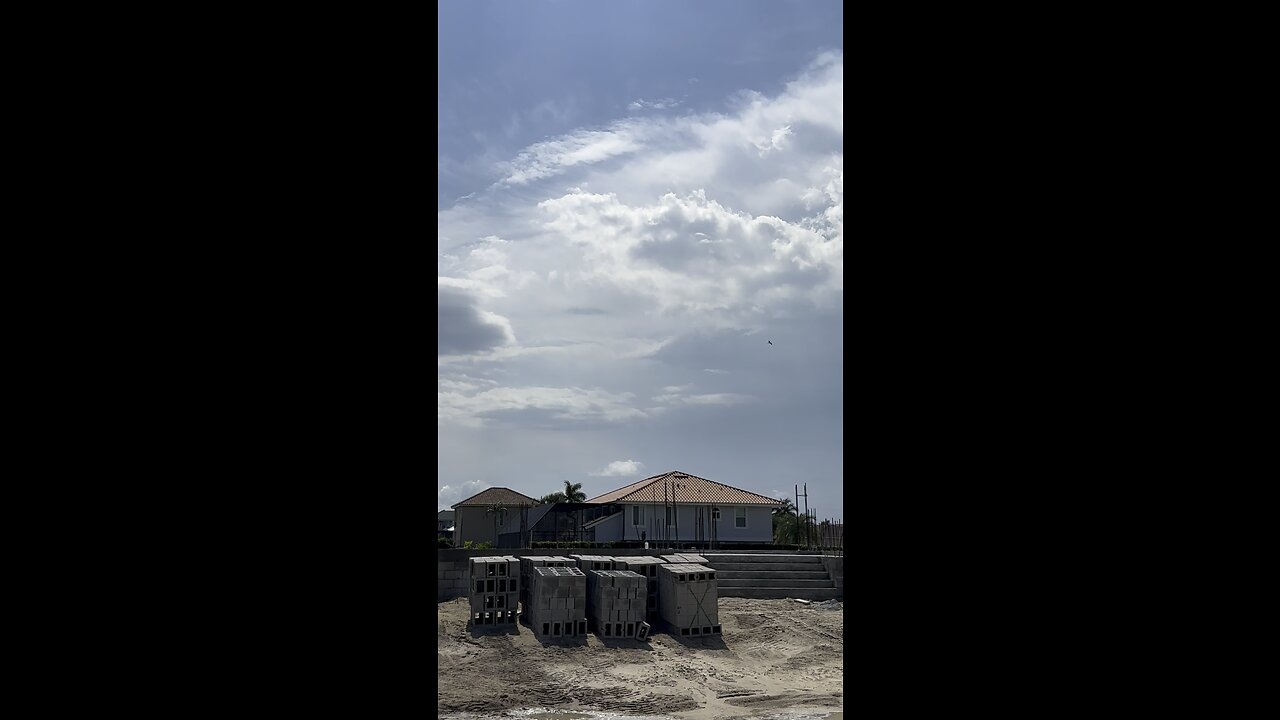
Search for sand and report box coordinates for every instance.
[438,596,843,720]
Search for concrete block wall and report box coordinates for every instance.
[821,555,844,600]
[660,553,708,563]
[657,563,721,637]
[570,554,617,572]
[527,566,587,638]
[586,569,648,639]
[439,559,469,601]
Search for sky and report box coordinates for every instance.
[438,0,843,520]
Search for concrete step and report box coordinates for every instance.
[705,562,825,572]
[702,554,823,563]
[717,586,839,601]
[714,570,831,580]
[718,579,834,588]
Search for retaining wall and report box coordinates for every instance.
[821,556,844,600]
[437,548,836,601]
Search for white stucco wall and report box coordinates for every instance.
[616,504,775,544]
[591,511,625,542]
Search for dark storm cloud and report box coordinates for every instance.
[438,285,510,355]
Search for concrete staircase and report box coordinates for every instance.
[703,553,838,601]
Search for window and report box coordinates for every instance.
[735,507,747,528]
[632,505,644,526]
[665,506,674,526]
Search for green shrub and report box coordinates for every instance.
[437,536,453,548]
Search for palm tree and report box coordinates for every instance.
[774,512,803,546]
[562,481,586,541]
[537,492,566,505]
[772,498,797,542]
[563,481,586,503]
[486,502,507,545]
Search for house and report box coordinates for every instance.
[437,510,455,539]
[583,471,782,545]
[450,487,537,546]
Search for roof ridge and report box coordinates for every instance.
[451,486,537,508]
[586,470,782,505]
[584,473,665,503]
[669,471,781,504]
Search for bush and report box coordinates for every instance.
[437,536,453,548]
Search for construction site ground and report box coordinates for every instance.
[438,596,843,720]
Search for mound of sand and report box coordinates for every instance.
[437,596,843,720]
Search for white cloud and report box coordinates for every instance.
[495,121,651,186]
[536,186,841,316]
[682,393,756,406]
[591,460,646,477]
[438,384,647,427]
[439,479,491,510]
[628,98,681,111]
[650,382,756,407]
[753,124,793,156]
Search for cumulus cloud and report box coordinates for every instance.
[591,460,646,477]
[439,479,491,510]
[537,186,841,316]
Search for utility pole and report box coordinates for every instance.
[803,483,810,549]
[798,483,810,549]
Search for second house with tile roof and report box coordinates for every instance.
[450,487,539,546]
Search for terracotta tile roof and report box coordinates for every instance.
[451,487,538,508]
[585,471,783,506]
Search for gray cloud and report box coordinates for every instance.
[438,284,514,355]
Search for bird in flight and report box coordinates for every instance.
[767,340,773,345]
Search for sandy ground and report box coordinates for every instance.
[438,596,843,720]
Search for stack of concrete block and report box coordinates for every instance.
[527,566,587,638]
[518,556,573,611]
[661,553,708,564]
[586,569,649,640]
[569,554,616,572]
[611,556,666,621]
[468,556,521,627]
[657,563,720,637]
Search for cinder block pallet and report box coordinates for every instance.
[518,556,573,614]
[657,563,719,632]
[527,566,587,638]
[468,557,522,626]
[585,569,649,640]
